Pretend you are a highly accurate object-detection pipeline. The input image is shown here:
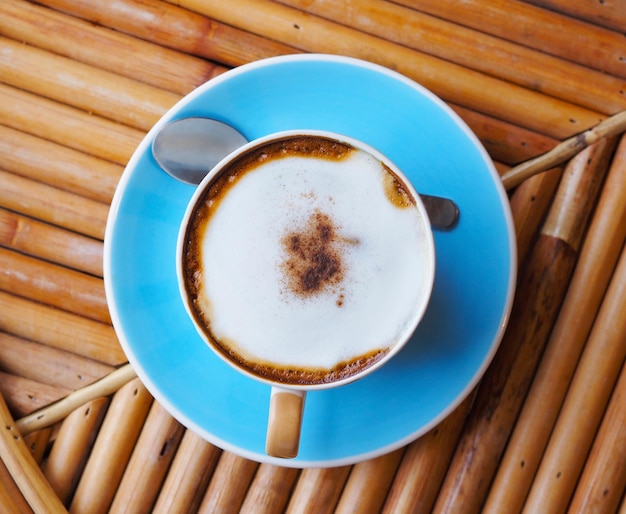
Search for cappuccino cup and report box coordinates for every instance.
[177,130,435,458]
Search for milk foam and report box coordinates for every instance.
[190,143,433,379]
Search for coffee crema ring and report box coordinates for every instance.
[234,348,392,385]
[181,133,433,387]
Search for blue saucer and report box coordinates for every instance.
[104,55,516,467]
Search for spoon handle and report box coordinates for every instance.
[420,194,459,230]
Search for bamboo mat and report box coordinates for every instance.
[1,0,625,512]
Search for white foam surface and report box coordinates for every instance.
[196,149,433,370]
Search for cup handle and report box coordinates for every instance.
[266,386,306,458]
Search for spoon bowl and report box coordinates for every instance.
[152,118,248,185]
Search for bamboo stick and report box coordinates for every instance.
[0,125,122,204]
[0,372,70,420]
[198,452,259,513]
[525,0,626,33]
[0,76,516,177]
[0,458,34,514]
[432,138,615,513]
[239,463,300,514]
[278,0,626,115]
[0,490,25,514]
[284,466,352,514]
[496,163,513,178]
[0,84,143,167]
[0,248,110,324]
[450,104,557,166]
[0,36,179,132]
[0,5,620,512]
[109,402,185,513]
[12,0,560,163]
[540,148,618,246]
[508,167,562,266]
[501,110,626,189]
[35,0,299,67]
[0,0,226,96]
[0,478,24,514]
[522,245,626,512]
[0,291,125,366]
[568,361,626,514]
[23,428,53,465]
[70,378,153,514]
[335,449,404,514]
[0,2,560,170]
[0,332,114,392]
[167,0,604,140]
[42,397,109,506]
[382,395,473,513]
[0,208,103,278]
[0,389,67,513]
[152,429,221,514]
[484,135,626,513]
[0,170,108,240]
[393,0,626,80]
[16,364,135,436]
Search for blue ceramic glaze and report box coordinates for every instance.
[104,54,516,467]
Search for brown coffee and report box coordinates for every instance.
[181,134,432,385]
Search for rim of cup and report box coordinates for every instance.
[176,129,436,391]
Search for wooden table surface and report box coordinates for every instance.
[1,1,625,512]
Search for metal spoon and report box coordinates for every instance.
[152,117,459,230]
